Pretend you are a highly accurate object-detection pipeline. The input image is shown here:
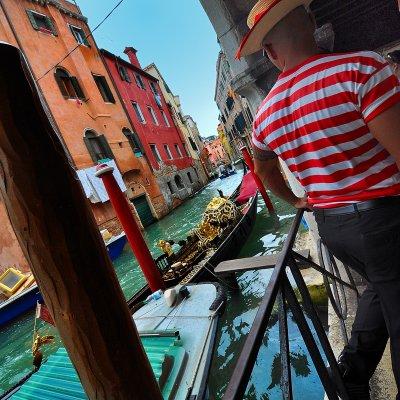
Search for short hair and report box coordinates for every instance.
[263,6,313,45]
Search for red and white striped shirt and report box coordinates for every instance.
[253,51,400,208]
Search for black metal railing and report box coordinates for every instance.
[223,210,359,400]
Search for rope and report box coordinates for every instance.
[204,261,239,291]
[31,301,39,348]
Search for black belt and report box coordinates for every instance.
[313,196,400,216]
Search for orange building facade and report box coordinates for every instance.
[204,137,230,169]
[0,0,167,273]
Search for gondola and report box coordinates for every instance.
[127,183,258,309]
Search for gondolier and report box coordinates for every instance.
[237,1,400,399]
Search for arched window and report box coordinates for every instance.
[122,128,143,157]
[174,175,184,190]
[55,68,85,100]
[83,130,114,162]
[187,171,193,184]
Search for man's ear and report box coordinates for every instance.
[265,44,278,61]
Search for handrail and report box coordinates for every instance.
[223,210,359,400]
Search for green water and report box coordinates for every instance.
[0,173,325,399]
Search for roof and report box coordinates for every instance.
[144,63,173,95]
[100,49,158,82]
[11,334,186,399]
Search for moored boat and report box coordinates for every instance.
[0,285,42,329]
[1,283,225,400]
[128,177,258,308]
[104,232,127,261]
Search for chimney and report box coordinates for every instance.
[124,47,141,68]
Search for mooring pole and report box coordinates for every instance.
[241,147,275,214]
[0,43,163,400]
[96,164,165,292]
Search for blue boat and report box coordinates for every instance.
[105,232,127,261]
[0,285,42,328]
[0,233,126,328]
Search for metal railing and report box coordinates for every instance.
[223,210,360,400]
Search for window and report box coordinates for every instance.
[93,74,115,103]
[132,102,146,123]
[174,175,184,190]
[147,106,159,125]
[189,137,198,151]
[118,65,131,82]
[164,144,173,160]
[161,110,170,127]
[149,81,158,95]
[174,144,183,158]
[69,24,89,46]
[187,172,193,184]
[167,181,174,194]
[150,82,163,107]
[122,128,143,157]
[55,68,85,100]
[83,130,114,162]
[135,74,145,89]
[234,112,247,133]
[26,10,57,36]
[226,96,234,111]
[150,144,162,162]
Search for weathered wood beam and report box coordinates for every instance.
[215,249,310,275]
[0,44,162,399]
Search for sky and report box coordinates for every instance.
[77,0,221,138]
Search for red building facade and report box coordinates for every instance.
[102,47,201,209]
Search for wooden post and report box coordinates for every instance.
[241,147,275,214]
[0,44,162,399]
[95,164,165,292]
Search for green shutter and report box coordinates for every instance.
[26,10,39,30]
[132,131,145,155]
[102,77,115,103]
[54,71,69,98]
[83,32,90,47]
[83,137,98,162]
[70,76,85,100]
[98,135,114,160]
[46,16,58,36]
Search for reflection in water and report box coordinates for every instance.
[208,193,326,399]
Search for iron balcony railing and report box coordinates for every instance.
[223,210,360,400]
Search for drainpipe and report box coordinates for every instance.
[0,0,75,167]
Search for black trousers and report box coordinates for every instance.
[314,202,400,399]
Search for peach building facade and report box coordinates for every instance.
[0,0,167,273]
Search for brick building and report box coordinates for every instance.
[102,47,200,210]
[0,0,167,272]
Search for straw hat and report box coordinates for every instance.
[236,0,313,59]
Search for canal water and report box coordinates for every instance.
[0,173,325,399]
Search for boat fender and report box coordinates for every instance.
[164,288,177,307]
[179,285,190,300]
[145,289,163,303]
[209,283,227,314]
